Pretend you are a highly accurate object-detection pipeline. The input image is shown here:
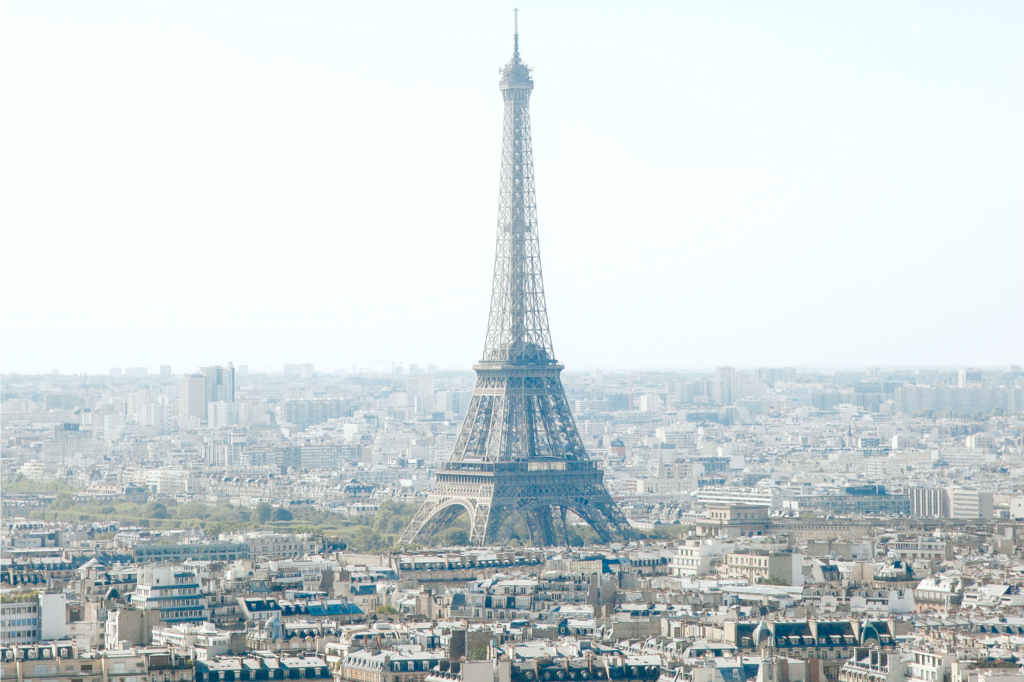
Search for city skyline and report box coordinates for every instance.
[2,2,1021,374]
[3,2,1024,673]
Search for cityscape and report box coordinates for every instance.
[2,6,1023,682]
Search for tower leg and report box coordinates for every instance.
[539,507,558,546]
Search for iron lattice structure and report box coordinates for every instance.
[401,26,633,547]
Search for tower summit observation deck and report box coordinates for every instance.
[400,19,633,547]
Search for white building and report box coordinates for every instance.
[222,531,323,559]
[946,488,994,519]
[179,374,207,420]
[151,622,231,660]
[208,400,238,427]
[671,540,735,576]
[39,593,67,641]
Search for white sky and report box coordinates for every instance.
[2,1,1022,375]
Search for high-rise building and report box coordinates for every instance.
[909,487,947,518]
[958,368,982,388]
[715,366,737,405]
[199,363,235,404]
[160,365,172,378]
[406,376,434,400]
[143,404,173,434]
[946,487,994,519]
[756,367,796,384]
[713,367,765,405]
[208,400,238,428]
[283,363,314,378]
[179,374,207,420]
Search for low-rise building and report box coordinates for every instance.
[130,566,211,625]
[839,648,905,682]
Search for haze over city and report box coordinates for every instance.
[5,3,1024,680]
[2,1,1021,374]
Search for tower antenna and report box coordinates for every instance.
[513,8,519,60]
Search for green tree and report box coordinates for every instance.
[760,575,788,586]
[254,503,274,524]
[176,502,210,520]
[51,492,75,511]
[375,605,398,615]
[142,502,170,519]
[271,507,293,522]
[439,528,469,546]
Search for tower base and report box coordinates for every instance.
[400,459,634,546]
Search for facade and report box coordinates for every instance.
[0,644,192,682]
[130,567,211,625]
[133,541,249,563]
[838,649,904,682]
[913,577,963,612]
[909,487,948,518]
[671,540,734,577]
[151,622,239,660]
[278,400,352,430]
[0,592,40,645]
[695,505,771,538]
[451,571,616,622]
[328,650,445,682]
[905,649,956,682]
[792,492,910,516]
[885,535,952,562]
[726,619,897,682]
[180,374,208,420]
[695,487,777,509]
[227,532,322,559]
[196,654,330,682]
[714,367,738,405]
[946,488,994,519]
[209,401,238,428]
[723,551,803,586]
[199,364,235,405]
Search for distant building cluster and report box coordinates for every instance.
[2,361,1024,682]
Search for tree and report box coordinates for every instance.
[760,575,788,586]
[254,503,274,524]
[271,507,293,522]
[176,502,210,520]
[376,605,398,615]
[51,492,75,511]
[439,528,469,546]
[142,501,170,519]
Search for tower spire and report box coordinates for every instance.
[513,8,519,61]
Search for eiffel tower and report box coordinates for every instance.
[400,18,633,547]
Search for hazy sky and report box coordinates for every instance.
[2,1,1022,375]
